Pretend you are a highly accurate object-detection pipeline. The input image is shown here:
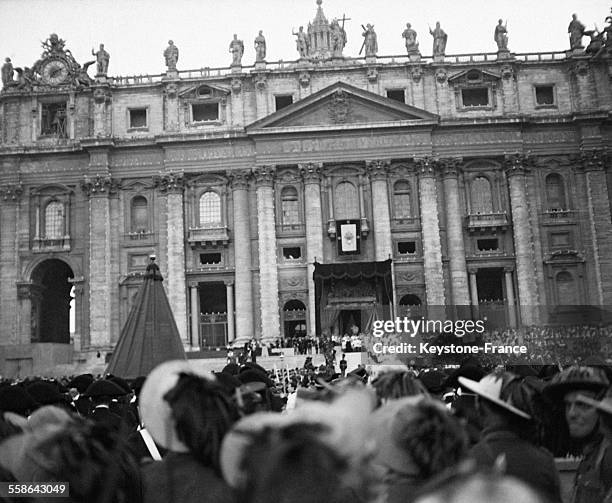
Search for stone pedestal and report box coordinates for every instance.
[496,50,512,60]
[231,65,242,74]
[408,51,421,62]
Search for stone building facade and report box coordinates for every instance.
[1,5,612,374]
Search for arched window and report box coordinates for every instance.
[471,176,493,214]
[334,181,359,220]
[281,186,300,225]
[556,271,577,305]
[545,173,567,211]
[44,201,64,239]
[393,181,412,218]
[131,196,148,232]
[199,191,221,226]
[399,294,422,306]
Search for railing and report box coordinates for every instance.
[466,212,509,229]
[125,230,155,240]
[276,223,305,234]
[541,209,577,222]
[32,236,70,252]
[187,225,229,246]
[283,309,307,321]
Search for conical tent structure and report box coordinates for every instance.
[106,258,186,379]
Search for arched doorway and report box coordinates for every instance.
[398,294,423,319]
[283,299,307,342]
[30,259,74,343]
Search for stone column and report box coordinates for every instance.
[417,159,446,312]
[81,169,117,350]
[253,165,280,343]
[441,159,470,310]
[158,172,188,346]
[366,160,393,261]
[505,155,539,325]
[0,183,23,344]
[226,281,235,344]
[468,269,479,319]
[300,163,324,336]
[229,170,254,344]
[189,284,200,349]
[581,150,612,306]
[504,268,517,328]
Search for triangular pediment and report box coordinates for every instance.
[247,81,438,133]
[178,83,230,99]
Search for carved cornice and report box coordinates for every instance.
[1,182,24,201]
[299,162,322,183]
[81,174,119,197]
[154,171,184,193]
[366,160,390,181]
[252,165,276,186]
[228,169,251,190]
[503,153,532,177]
[579,149,606,172]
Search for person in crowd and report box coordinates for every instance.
[371,369,428,405]
[84,379,128,433]
[369,394,468,502]
[139,360,239,503]
[461,371,562,503]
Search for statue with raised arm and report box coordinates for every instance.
[430,22,448,57]
[568,13,586,50]
[91,43,110,75]
[254,30,266,62]
[494,19,509,51]
[293,26,309,58]
[402,22,419,53]
[229,34,244,66]
[164,40,179,71]
[2,58,14,88]
[362,24,378,57]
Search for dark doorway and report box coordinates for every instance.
[476,268,507,328]
[31,259,74,343]
[340,310,361,335]
[283,300,307,340]
[198,282,227,348]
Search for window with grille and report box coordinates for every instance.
[545,173,567,210]
[393,181,412,218]
[471,176,493,213]
[281,186,299,225]
[334,181,359,220]
[44,201,64,238]
[131,196,148,232]
[199,191,221,226]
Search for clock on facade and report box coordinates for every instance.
[40,59,69,85]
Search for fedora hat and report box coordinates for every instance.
[139,360,214,452]
[458,373,531,420]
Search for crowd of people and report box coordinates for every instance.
[2,338,612,502]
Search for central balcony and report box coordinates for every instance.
[466,212,509,233]
[188,224,229,248]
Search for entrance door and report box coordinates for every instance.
[340,310,361,335]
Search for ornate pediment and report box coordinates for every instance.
[178,83,230,101]
[247,81,438,132]
[448,68,501,85]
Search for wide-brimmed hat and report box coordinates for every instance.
[139,360,215,452]
[577,387,612,416]
[543,365,609,401]
[458,373,531,420]
[84,379,126,398]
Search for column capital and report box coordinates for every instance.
[252,165,276,187]
[0,182,24,202]
[579,149,606,172]
[439,158,462,178]
[223,279,235,287]
[299,162,323,183]
[81,174,120,197]
[467,266,479,274]
[154,171,184,194]
[503,266,515,273]
[365,160,391,181]
[503,153,532,177]
[228,169,251,190]
[415,157,436,178]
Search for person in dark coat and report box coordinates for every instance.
[85,380,127,433]
[461,371,562,503]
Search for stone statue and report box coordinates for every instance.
[584,28,605,54]
[429,21,448,57]
[254,30,266,62]
[402,23,419,53]
[14,67,34,91]
[229,34,244,66]
[293,26,309,58]
[91,43,110,75]
[361,23,378,57]
[1,57,14,88]
[164,40,179,71]
[330,19,347,57]
[568,13,585,50]
[494,19,509,51]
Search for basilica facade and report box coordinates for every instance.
[1,3,612,374]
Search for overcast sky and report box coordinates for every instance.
[0,0,610,77]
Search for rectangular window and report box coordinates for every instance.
[283,247,302,259]
[535,85,555,106]
[129,108,147,129]
[551,232,570,248]
[461,88,489,107]
[275,95,293,111]
[41,102,67,137]
[398,241,416,254]
[192,103,219,122]
[386,89,405,103]
[200,253,222,265]
[477,238,499,251]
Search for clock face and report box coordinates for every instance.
[41,59,69,85]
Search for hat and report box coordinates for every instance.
[139,360,214,452]
[27,406,74,431]
[26,382,67,406]
[458,372,531,420]
[577,387,612,416]
[68,374,94,394]
[420,370,448,394]
[84,379,126,398]
[107,376,131,395]
[237,369,274,388]
[0,386,38,415]
[544,365,609,401]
